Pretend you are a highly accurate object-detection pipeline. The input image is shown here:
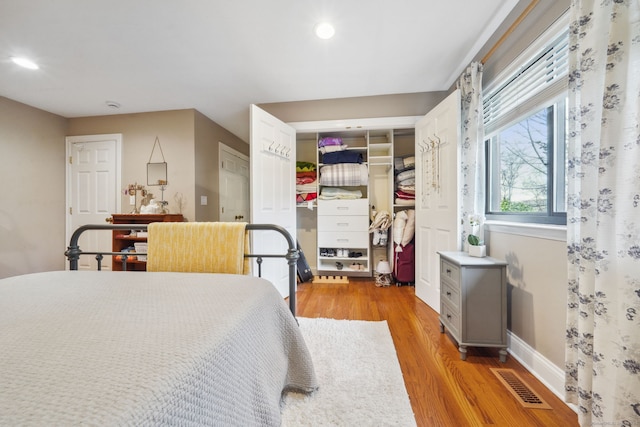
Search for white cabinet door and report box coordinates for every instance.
[414,90,461,310]
[249,105,297,298]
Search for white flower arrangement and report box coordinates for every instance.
[468,214,485,246]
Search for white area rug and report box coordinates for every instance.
[281,317,416,426]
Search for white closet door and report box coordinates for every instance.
[414,90,461,310]
[67,135,121,271]
[249,105,297,298]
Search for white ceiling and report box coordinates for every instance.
[0,0,519,142]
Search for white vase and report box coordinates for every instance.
[468,245,486,258]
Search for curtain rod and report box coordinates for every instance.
[481,0,540,65]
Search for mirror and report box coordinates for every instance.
[147,162,167,186]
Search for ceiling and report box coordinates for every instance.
[0,0,519,142]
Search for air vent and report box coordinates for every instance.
[491,368,552,409]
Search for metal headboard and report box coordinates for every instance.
[65,223,299,316]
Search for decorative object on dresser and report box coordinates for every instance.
[124,183,147,214]
[467,214,486,257]
[437,251,508,362]
[109,213,184,271]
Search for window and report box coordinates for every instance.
[483,26,568,225]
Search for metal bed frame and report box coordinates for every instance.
[65,223,300,316]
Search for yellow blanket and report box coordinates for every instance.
[146,222,250,274]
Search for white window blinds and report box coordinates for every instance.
[483,30,569,135]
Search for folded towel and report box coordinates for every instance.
[395,198,416,206]
[319,144,348,154]
[396,169,415,183]
[147,222,249,274]
[321,151,363,164]
[319,187,363,200]
[318,137,343,147]
[296,161,316,172]
[296,183,318,193]
[395,190,415,200]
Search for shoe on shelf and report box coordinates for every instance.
[336,262,344,270]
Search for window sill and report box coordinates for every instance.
[485,221,566,242]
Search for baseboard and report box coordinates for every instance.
[507,331,577,413]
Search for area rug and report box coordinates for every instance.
[281,317,416,426]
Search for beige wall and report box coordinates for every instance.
[194,110,248,221]
[68,110,197,221]
[487,231,568,367]
[259,92,448,123]
[0,96,68,278]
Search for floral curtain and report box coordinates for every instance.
[457,62,485,249]
[565,1,640,426]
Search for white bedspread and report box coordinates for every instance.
[0,271,317,426]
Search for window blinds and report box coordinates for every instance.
[483,30,569,135]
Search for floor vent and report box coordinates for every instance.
[491,368,552,410]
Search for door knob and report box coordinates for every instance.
[105,217,113,223]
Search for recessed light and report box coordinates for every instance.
[105,101,121,109]
[11,56,39,70]
[314,22,335,39]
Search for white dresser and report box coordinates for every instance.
[437,251,508,362]
[317,198,370,276]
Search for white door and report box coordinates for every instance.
[219,144,249,222]
[414,91,461,310]
[66,134,122,270]
[250,105,296,298]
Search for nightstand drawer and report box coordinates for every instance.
[318,231,369,248]
[317,215,369,232]
[440,259,460,286]
[440,301,460,338]
[441,281,460,311]
[317,199,369,216]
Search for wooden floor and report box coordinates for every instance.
[296,278,578,427]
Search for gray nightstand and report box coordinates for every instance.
[437,251,508,362]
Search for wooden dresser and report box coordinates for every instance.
[437,251,508,362]
[110,213,184,271]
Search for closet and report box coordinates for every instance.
[295,127,417,278]
[251,92,461,312]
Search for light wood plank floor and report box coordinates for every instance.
[296,278,578,427]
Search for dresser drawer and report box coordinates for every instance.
[441,281,460,311]
[317,215,369,232]
[317,199,369,216]
[440,259,460,287]
[318,231,369,248]
[440,301,460,338]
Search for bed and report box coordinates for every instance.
[0,223,317,426]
